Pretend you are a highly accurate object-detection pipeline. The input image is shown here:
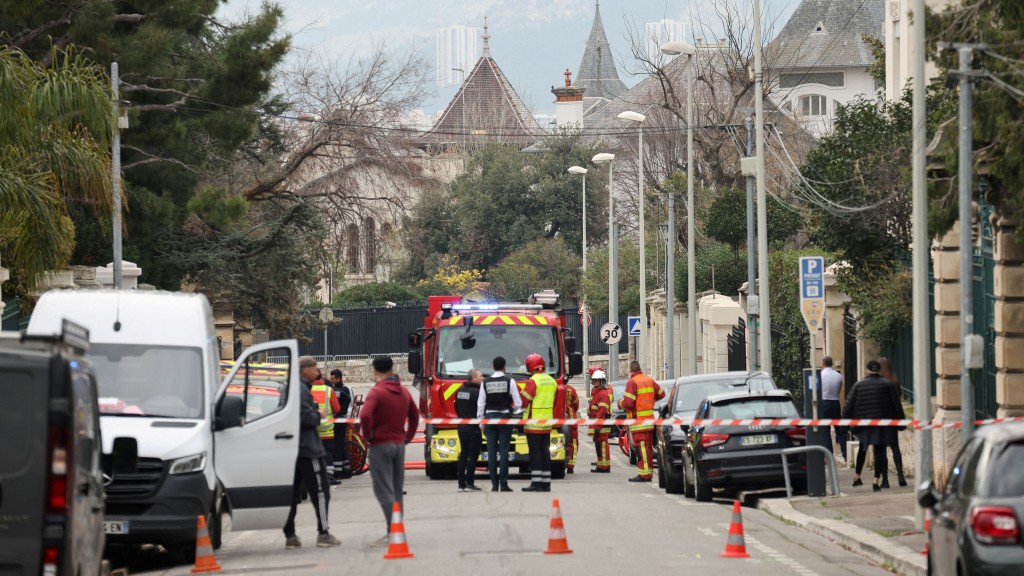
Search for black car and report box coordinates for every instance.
[917,422,1024,576]
[678,390,807,501]
[656,371,777,493]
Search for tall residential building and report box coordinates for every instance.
[645,19,687,61]
[436,24,480,86]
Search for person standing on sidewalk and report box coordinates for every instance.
[361,356,419,547]
[519,353,557,492]
[843,359,905,492]
[455,369,484,492]
[477,356,521,492]
[619,361,664,483]
[587,370,612,473]
[283,357,340,549]
[878,357,907,487]
[819,356,847,461]
[329,369,353,479]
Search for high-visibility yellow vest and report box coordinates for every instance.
[310,383,335,438]
[524,373,557,433]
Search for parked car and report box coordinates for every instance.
[917,422,1024,576]
[657,371,777,493]
[0,321,107,576]
[679,389,807,501]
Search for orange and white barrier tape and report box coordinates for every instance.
[327,415,1024,429]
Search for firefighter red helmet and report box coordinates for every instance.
[525,353,545,373]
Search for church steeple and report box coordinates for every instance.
[482,16,491,58]
[576,0,627,104]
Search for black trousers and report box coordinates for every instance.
[821,400,847,458]
[283,456,330,536]
[333,423,349,464]
[321,438,335,476]
[485,417,513,489]
[855,443,889,481]
[457,425,482,488]
[526,432,552,487]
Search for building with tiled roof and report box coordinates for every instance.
[417,20,544,152]
[768,0,884,137]
[576,1,628,117]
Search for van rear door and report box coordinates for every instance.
[0,356,47,574]
[213,341,300,530]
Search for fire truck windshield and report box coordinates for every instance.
[436,325,561,379]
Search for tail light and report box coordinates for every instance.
[701,433,730,448]
[786,428,807,442]
[970,506,1020,545]
[42,546,59,576]
[46,424,70,513]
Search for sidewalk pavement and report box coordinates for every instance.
[753,462,928,576]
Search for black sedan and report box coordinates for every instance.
[917,422,1024,576]
[657,371,777,494]
[679,390,807,501]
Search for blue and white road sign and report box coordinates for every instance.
[799,256,826,332]
[627,316,642,337]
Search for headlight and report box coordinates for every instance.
[169,453,206,475]
[448,439,457,447]
[433,439,455,454]
[549,437,564,451]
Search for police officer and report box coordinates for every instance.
[477,356,521,492]
[329,369,353,479]
[455,369,484,491]
[520,353,557,492]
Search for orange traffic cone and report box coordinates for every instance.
[543,499,573,554]
[921,516,931,555]
[190,515,222,573]
[720,500,750,558]
[383,502,414,559]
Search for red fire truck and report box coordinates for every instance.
[407,290,584,480]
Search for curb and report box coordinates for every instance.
[756,498,926,576]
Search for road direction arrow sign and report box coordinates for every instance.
[600,322,622,345]
[799,256,825,333]
[627,316,642,337]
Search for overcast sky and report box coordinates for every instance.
[219,0,801,115]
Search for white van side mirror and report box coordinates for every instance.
[216,396,245,430]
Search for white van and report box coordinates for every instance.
[28,290,302,560]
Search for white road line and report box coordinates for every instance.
[722,522,820,576]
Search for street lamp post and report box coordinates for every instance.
[593,152,617,382]
[617,110,647,369]
[753,0,772,374]
[569,165,590,394]
[660,40,697,377]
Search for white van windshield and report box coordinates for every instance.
[88,344,204,419]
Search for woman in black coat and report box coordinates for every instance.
[843,359,906,492]
[878,357,907,486]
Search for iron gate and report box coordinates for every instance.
[727,318,747,371]
[972,198,997,419]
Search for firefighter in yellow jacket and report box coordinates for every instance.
[310,376,343,485]
[519,353,556,492]
[619,361,664,482]
[564,381,580,474]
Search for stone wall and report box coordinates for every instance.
[644,289,692,380]
[931,223,964,486]
[993,215,1024,417]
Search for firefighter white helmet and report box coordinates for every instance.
[591,370,606,381]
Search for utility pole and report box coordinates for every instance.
[947,43,986,441]
[745,116,759,371]
[753,0,772,373]
[111,62,123,289]
[910,0,932,530]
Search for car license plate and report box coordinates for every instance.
[741,434,777,446]
[103,521,129,535]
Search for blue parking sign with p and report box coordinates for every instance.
[627,316,642,337]
[799,256,826,332]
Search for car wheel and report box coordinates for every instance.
[683,463,695,499]
[551,462,566,480]
[657,455,666,488]
[694,467,712,502]
[665,466,684,495]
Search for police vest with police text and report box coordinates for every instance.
[482,375,514,414]
[455,382,480,419]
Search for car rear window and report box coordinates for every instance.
[0,368,38,474]
[710,397,800,419]
[675,377,775,413]
[987,442,1024,497]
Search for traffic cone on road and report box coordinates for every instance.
[190,515,222,573]
[543,499,573,554]
[383,502,414,559]
[720,500,750,558]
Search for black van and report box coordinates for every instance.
[0,321,106,576]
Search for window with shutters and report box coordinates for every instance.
[346,223,360,272]
[363,217,376,274]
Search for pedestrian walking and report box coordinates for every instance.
[477,356,521,492]
[878,357,907,487]
[587,370,612,473]
[329,369,353,479]
[283,357,340,549]
[361,356,419,547]
[619,361,664,483]
[819,356,847,461]
[455,368,484,492]
[310,374,343,485]
[519,353,557,492]
[564,380,580,474]
[843,359,905,492]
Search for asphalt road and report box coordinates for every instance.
[111,428,893,576]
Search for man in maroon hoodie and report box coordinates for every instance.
[360,356,419,547]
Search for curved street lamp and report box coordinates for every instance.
[568,165,589,393]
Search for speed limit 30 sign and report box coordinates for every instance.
[600,322,622,345]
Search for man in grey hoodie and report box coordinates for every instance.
[283,357,341,549]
